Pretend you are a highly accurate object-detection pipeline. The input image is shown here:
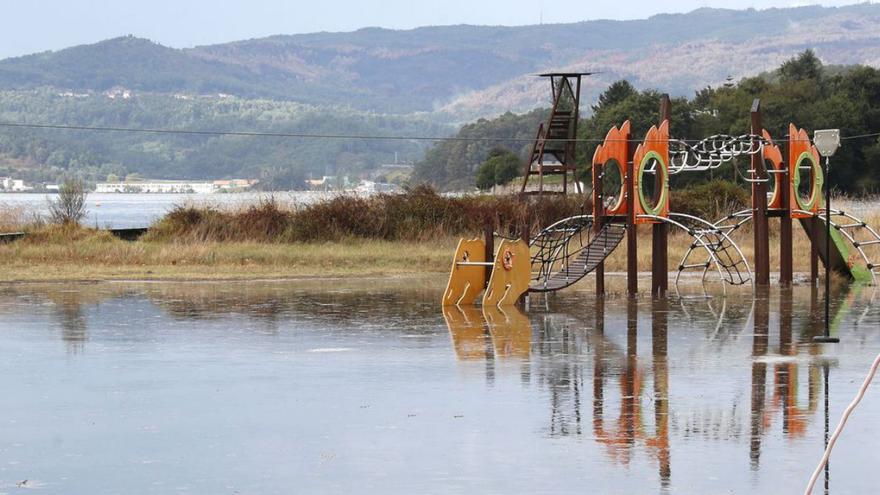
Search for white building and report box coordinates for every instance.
[95,181,216,194]
[94,179,257,194]
[0,178,32,192]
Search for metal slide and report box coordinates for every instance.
[797,208,877,283]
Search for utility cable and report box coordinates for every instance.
[804,351,880,495]
[0,121,876,144]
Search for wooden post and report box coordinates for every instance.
[780,288,794,355]
[750,100,770,286]
[749,286,770,468]
[624,297,638,439]
[652,95,671,296]
[594,159,606,296]
[626,129,638,296]
[780,138,793,287]
[651,297,670,485]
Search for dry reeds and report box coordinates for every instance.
[146,186,589,243]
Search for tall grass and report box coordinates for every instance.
[146,186,588,243]
[0,202,43,232]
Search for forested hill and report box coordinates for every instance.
[1,4,879,117]
[0,90,447,187]
[414,52,880,194]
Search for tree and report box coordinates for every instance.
[48,178,88,225]
[258,166,307,191]
[593,80,637,112]
[779,49,823,82]
[475,148,522,190]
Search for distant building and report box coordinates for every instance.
[95,181,215,194]
[213,179,258,191]
[0,178,33,192]
[95,179,256,194]
[306,176,347,191]
[104,87,132,100]
[57,91,90,99]
[355,180,399,194]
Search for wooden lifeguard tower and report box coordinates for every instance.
[520,72,593,195]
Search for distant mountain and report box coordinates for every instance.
[1,4,880,186]
[0,4,879,119]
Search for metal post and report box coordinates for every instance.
[811,216,820,285]
[812,129,841,344]
[652,95,671,296]
[750,100,770,286]
[815,156,839,343]
[825,158,832,332]
[484,223,494,288]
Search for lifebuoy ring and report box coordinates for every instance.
[502,249,514,270]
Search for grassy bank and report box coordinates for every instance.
[0,224,452,282]
[0,188,586,282]
[0,219,871,283]
[0,188,875,285]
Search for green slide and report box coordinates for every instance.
[798,216,873,283]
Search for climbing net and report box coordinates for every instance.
[529,215,595,284]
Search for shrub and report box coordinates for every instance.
[48,179,88,225]
[670,179,750,220]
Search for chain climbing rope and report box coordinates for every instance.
[666,134,769,175]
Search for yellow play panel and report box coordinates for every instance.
[442,238,487,306]
[482,239,530,307]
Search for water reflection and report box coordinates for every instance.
[443,306,490,361]
[1,279,878,493]
[55,290,88,352]
[441,285,874,493]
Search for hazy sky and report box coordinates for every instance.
[0,0,867,59]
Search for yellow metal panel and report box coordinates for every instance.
[442,238,487,306]
[482,239,530,307]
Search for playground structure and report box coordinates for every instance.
[445,87,880,307]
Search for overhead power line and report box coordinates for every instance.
[0,121,877,144]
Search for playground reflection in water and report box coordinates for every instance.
[1,280,879,494]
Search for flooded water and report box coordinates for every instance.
[1,278,879,494]
[0,192,334,229]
